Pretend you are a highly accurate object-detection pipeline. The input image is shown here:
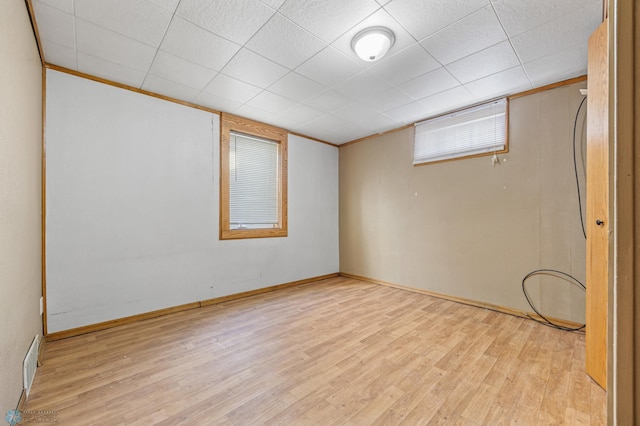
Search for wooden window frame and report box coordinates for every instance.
[220,113,288,240]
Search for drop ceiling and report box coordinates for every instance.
[31,0,602,145]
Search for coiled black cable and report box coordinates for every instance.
[522,269,586,331]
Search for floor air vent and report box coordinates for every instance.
[23,335,40,397]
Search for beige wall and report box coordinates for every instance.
[340,82,588,323]
[0,0,43,414]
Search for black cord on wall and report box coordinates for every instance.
[521,96,587,332]
[573,96,588,239]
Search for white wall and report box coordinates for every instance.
[0,0,43,414]
[46,70,338,333]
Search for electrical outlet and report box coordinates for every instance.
[40,297,43,315]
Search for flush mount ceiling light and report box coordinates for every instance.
[351,26,395,62]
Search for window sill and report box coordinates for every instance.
[220,228,288,240]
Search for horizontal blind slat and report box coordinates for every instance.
[229,132,279,226]
[413,99,506,164]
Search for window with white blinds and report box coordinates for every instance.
[229,132,278,229]
[413,98,508,165]
[220,113,287,240]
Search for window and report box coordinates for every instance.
[220,113,287,240]
[413,98,508,165]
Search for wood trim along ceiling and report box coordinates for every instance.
[44,64,338,148]
[340,75,588,149]
[44,273,339,341]
[339,272,586,331]
[288,131,339,147]
[24,0,44,67]
[338,124,413,148]
[508,75,588,100]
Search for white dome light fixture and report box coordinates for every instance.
[351,26,395,62]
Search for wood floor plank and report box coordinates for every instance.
[24,277,606,425]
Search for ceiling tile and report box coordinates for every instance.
[266,115,307,131]
[368,43,440,86]
[141,74,200,102]
[35,0,73,14]
[361,87,414,112]
[220,48,289,89]
[294,47,363,87]
[148,51,217,90]
[145,0,181,13]
[202,74,262,104]
[333,102,377,122]
[76,19,157,71]
[371,114,405,134]
[464,66,531,99]
[193,92,243,113]
[333,103,400,132]
[510,3,601,64]
[176,0,275,45]
[41,39,77,69]
[77,52,147,87]
[32,1,76,49]
[493,0,598,38]
[278,0,380,43]
[234,104,283,126]
[420,5,507,65]
[268,72,327,103]
[418,85,475,118]
[523,48,587,87]
[31,0,604,145]
[331,123,371,144]
[282,104,324,124]
[259,0,286,9]
[445,41,521,84]
[333,71,393,101]
[246,14,327,69]
[385,85,475,123]
[303,90,350,113]
[330,8,416,64]
[383,100,429,123]
[75,0,172,47]
[385,0,487,41]
[246,91,298,112]
[160,17,241,71]
[304,113,349,131]
[398,67,460,100]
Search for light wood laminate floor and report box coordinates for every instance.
[25,277,606,425]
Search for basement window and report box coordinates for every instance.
[413,98,508,165]
[220,113,288,240]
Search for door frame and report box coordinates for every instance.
[609,0,638,423]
